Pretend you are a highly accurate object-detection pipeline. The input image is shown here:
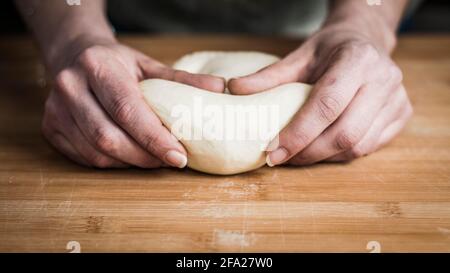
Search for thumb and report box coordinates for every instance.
[139,57,226,93]
[228,52,308,95]
[228,51,311,95]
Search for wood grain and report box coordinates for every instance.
[0,35,449,252]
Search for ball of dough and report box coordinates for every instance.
[140,51,312,175]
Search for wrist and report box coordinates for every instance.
[322,5,398,53]
[47,32,117,75]
[42,17,117,75]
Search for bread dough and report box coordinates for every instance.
[140,51,312,175]
[173,51,280,84]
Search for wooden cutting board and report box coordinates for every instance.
[0,35,449,252]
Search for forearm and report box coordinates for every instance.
[324,0,409,52]
[15,0,116,72]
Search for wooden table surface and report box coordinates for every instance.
[0,35,449,253]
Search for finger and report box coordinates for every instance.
[55,68,163,168]
[325,117,409,163]
[138,57,225,92]
[51,97,129,168]
[42,92,91,166]
[78,50,188,168]
[288,79,401,165]
[377,100,413,147]
[47,132,91,167]
[266,52,366,167]
[228,48,313,95]
[325,86,412,162]
[65,127,130,169]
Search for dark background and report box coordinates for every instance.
[1,0,449,35]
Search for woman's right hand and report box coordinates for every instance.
[43,39,225,168]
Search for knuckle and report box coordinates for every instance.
[111,96,135,124]
[388,64,403,84]
[290,129,310,150]
[144,132,160,153]
[88,153,114,168]
[317,95,341,123]
[333,43,350,57]
[335,129,362,151]
[77,45,104,69]
[172,69,185,82]
[54,69,73,94]
[349,145,367,159]
[358,43,380,61]
[143,62,164,78]
[92,127,119,154]
[340,42,380,63]
[141,130,170,156]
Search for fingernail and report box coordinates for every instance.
[266,147,289,167]
[165,150,187,168]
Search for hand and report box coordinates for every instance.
[42,38,225,168]
[229,26,413,166]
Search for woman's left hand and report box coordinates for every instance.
[228,26,413,166]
